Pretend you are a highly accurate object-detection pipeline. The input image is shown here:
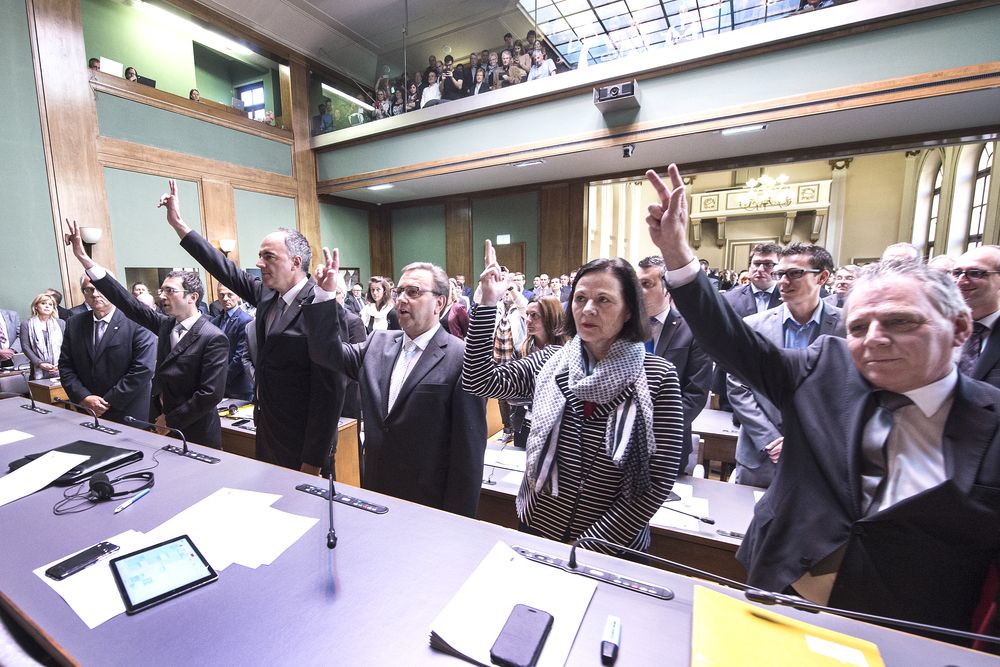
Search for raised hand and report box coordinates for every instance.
[314,247,340,294]
[63,218,94,268]
[477,240,509,307]
[157,179,192,237]
[645,164,693,269]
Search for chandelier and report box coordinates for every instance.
[737,174,792,211]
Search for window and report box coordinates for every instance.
[237,81,266,121]
[968,143,994,249]
[926,164,942,258]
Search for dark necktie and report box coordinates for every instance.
[645,318,658,354]
[959,322,988,375]
[94,320,107,348]
[859,390,913,514]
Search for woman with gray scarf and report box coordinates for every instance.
[19,292,64,379]
[462,241,683,555]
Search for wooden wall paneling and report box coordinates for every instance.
[26,0,112,306]
[200,179,237,303]
[539,184,573,276]
[288,57,320,262]
[444,198,472,279]
[369,208,394,279]
[277,65,293,131]
[567,181,587,270]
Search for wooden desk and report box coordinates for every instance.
[219,407,360,486]
[692,408,739,480]
[27,379,68,405]
[0,401,993,666]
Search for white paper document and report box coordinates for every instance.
[484,448,527,472]
[0,429,33,446]
[0,450,89,507]
[430,542,596,667]
[651,495,711,532]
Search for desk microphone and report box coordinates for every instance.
[659,503,715,525]
[54,397,120,434]
[15,366,50,414]
[124,416,220,464]
[323,441,338,550]
[548,536,1000,647]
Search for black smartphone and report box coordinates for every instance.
[490,604,553,667]
[45,541,119,580]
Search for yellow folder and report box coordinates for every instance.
[691,586,885,667]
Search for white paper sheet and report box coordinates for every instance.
[500,470,524,486]
[0,429,33,446]
[0,451,89,507]
[430,542,596,667]
[753,490,765,504]
[651,496,711,532]
[483,448,526,472]
[33,530,155,629]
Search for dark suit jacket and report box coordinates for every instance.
[341,309,366,419]
[969,321,1000,390]
[93,274,229,449]
[181,231,345,469]
[652,308,713,475]
[344,294,365,316]
[728,302,844,473]
[722,283,782,319]
[213,307,254,401]
[64,304,90,320]
[58,307,156,424]
[673,271,1000,635]
[0,309,21,356]
[304,298,487,517]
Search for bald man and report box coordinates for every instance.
[954,245,1000,389]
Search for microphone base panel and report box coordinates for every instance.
[513,546,674,600]
[162,444,220,464]
[295,483,389,515]
[81,421,120,435]
[21,404,51,414]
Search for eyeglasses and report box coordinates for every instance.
[158,287,188,296]
[750,261,776,270]
[81,287,97,296]
[397,286,438,299]
[771,269,822,281]
[950,268,1000,280]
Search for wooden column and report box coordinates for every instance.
[287,57,321,260]
[200,179,237,302]
[26,0,112,305]
[445,198,472,279]
[369,207,394,279]
[539,182,587,274]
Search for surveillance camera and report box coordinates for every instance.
[623,144,635,158]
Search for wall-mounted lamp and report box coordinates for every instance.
[219,239,237,256]
[79,227,103,258]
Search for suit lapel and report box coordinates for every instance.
[379,332,405,419]
[160,317,203,369]
[93,311,124,361]
[943,374,999,492]
[393,331,447,411]
[654,309,681,357]
[761,309,784,345]
[818,304,841,337]
[974,324,1000,380]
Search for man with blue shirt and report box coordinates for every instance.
[727,242,845,487]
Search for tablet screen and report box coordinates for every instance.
[110,535,217,614]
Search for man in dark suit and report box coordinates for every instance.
[66,222,229,448]
[212,283,254,401]
[343,283,365,316]
[58,275,156,424]
[637,255,713,476]
[304,249,487,517]
[44,288,73,322]
[647,164,1000,641]
[824,264,858,310]
[158,179,346,474]
[727,243,845,488]
[955,245,1000,391]
[0,307,22,368]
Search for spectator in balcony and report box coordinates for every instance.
[88,57,100,71]
[390,88,405,116]
[527,48,557,81]
[471,68,490,96]
[485,51,499,86]
[189,88,201,102]
[124,67,138,83]
[528,31,568,72]
[504,32,515,51]
[373,88,391,120]
[420,70,442,108]
[798,0,835,10]
[464,52,481,93]
[412,70,424,96]
[513,41,531,74]
[494,50,525,89]
[426,55,438,79]
[311,102,332,135]
[440,56,465,101]
[406,82,420,111]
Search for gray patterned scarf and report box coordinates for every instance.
[525,335,656,501]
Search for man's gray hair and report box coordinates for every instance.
[278,227,311,272]
[400,262,449,296]
[848,259,969,320]
[80,270,114,287]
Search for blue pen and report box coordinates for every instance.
[114,488,151,514]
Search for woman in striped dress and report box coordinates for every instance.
[463,241,683,555]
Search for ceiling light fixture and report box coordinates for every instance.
[720,123,767,136]
[367,184,394,191]
[512,159,545,168]
[737,174,792,211]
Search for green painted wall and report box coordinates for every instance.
[1,0,60,316]
[472,192,539,280]
[104,169,205,280]
[391,205,446,278]
[192,42,237,105]
[319,204,371,282]
[96,93,293,175]
[81,0,196,98]
[317,5,1000,180]
[234,190,297,272]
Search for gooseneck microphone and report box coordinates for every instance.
[558,536,1000,647]
[659,503,715,525]
[324,442,338,550]
[123,416,220,464]
[54,397,120,434]
[15,365,50,414]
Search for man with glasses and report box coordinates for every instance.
[65,220,228,448]
[727,242,845,487]
[824,264,859,309]
[303,249,487,517]
[646,164,1000,641]
[953,245,1000,389]
[58,274,156,425]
